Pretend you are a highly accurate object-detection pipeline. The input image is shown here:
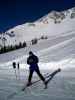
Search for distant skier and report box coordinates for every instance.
[17,62,20,70]
[12,62,17,80]
[27,51,47,87]
[12,62,16,69]
[17,62,20,80]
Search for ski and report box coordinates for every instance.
[7,68,61,99]
[22,68,61,90]
[44,68,61,89]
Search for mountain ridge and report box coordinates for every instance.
[0,7,75,47]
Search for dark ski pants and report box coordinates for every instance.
[28,67,45,83]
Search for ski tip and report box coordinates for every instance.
[58,68,61,72]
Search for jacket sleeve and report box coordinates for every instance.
[35,56,39,63]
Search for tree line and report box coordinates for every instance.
[0,35,48,54]
[0,41,27,54]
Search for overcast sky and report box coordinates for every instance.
[0,0,75,32]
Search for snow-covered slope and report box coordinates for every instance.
[0,7,75,100]
[0,7,75,69]
[0,32,75,99]
[0,7,75,46]
[0,28,75,70]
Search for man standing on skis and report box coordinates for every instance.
[27,51,47,87]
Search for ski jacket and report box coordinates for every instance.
[27,54,39,70]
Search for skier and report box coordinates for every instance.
[27,51,47,87]
[12,62,16,69]
[12,62,17,80]
[17,62,21,80]
[17,62,20,70]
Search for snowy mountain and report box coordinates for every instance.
[0,7,75,100]
[0,7,75,47]
[0,7,75,65]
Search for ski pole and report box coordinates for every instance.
[14,69,17,80]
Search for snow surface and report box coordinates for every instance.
[0,7,75,100]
